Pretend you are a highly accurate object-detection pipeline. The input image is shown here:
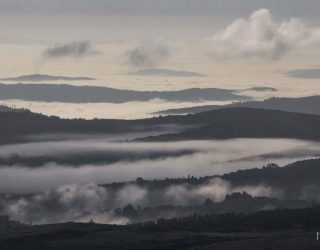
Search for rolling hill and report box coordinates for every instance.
[0,83,249,103]
[141,108,320,141]
[2,107,320,143]
[155,95,320,116]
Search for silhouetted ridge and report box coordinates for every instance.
[0,74,95,82]
[0,83,249,103]
[2,107,320,144]
[142,108,320,141]
[156,95,320,116]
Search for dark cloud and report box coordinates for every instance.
[126,44,170,68]
[43,41,96,59]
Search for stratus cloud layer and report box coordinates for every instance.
[210,9,320,60]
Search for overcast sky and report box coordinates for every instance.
[1,0,320,43]
[1,0,320,17]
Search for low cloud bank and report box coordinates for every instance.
[0,138,318,225]
[1,179,281,225]
[0,139,318,194]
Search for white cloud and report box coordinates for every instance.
[210,8,320,60]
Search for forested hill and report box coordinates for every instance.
[155,95,320,116]
[140,108,320,141]
[2,107,320,143]
[103,159,320,201]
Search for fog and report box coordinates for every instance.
[0,139,319,194]
[0,99,234,119]
[1,179,281,225]
[0,138,319,225]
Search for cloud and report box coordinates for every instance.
[43,41,97,59]
[126,44,170,68]
[209,8,320,60]
[129,68,207,77]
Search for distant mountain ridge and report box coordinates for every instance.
[240,87,277,92]
[2,107,320,144]
[0,74,95,82]
[140,107,320,141]
[0,83,250,103]
[155,95,320,116]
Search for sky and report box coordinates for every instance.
[1,0,320,118]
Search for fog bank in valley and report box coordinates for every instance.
[0,138,319,225]
[1,179,281,225]
[0,139,319,194]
